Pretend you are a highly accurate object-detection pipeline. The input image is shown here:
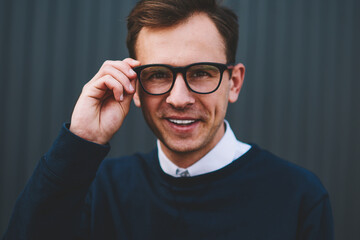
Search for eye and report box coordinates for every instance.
[192,71,211,78]
[141,68,172,81]
[151,72,169,79]
[188,65,218,79]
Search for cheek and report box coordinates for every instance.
[200,94,228,119]
[139,95,163,118]
[212,90,230,117]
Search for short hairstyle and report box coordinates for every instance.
[127,0,239,63]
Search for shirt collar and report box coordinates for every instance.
[157,120,251,177]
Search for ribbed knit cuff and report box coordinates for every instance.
[44,123,110,185]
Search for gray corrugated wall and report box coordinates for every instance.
[0,0,359,238]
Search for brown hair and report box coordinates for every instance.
[127,0,239,63]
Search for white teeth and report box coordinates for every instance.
[169,119,195,125]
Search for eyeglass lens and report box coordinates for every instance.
[139,64,221,94]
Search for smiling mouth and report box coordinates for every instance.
[168,119,196,125]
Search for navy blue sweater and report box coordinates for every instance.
[3,124,334,239]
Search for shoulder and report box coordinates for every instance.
[246,145,329,200]
[94,148,157,182]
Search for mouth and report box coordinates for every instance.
[165,117,200,133]
[168,119,196,125]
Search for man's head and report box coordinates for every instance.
[127,0,239,64]
[128,0,245,166]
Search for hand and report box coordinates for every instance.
[70,58,141,144]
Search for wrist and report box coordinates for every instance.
[69,124,108,145]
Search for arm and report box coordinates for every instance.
[3,124,109,240]
[2,59,141,240]
[298,195,334,240]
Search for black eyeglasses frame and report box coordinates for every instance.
[133,62,233,95]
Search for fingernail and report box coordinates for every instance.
[120,94,124,101]
[129,84,134,92]
[129,69,136,75]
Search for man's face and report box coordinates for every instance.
[133,13,244,166]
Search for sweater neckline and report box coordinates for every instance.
[147,143,261,188]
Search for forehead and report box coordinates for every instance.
[135,13,227,65]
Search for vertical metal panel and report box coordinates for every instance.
[0,0,359,239]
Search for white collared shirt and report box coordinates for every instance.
[157,120,251,177]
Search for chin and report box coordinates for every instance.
[162,137,208,154]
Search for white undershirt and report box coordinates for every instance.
[157,120,251,177]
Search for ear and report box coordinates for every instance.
[133,82,141,107]
[228,63,245,103]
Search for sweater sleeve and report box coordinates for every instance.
[297,194,334,240]
[2,123,110,240]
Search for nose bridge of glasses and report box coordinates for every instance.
[166,66,195,97]
[170,66,190,90]
[171,66,188,81]
[173,74,190,92]
[166,68,195,107]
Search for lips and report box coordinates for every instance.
[168,119,196,125]
[160,109,205,133]
[164,116,200,133]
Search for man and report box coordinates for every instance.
[3,0,333,239]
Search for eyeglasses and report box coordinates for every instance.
[133,62,233,95]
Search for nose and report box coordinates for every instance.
[166,73,195,109]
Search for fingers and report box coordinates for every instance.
[87,58,141,101]
[100,75,125,102]
[102,66,135,93]
[122,58,141,68]
[92,58,140,87]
